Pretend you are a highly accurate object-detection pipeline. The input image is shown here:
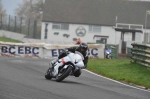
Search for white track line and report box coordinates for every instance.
[84,69,150,92]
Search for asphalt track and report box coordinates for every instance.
[0,56,150,99]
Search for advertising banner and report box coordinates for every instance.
[0,42,105,59]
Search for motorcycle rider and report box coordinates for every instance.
[51,42,89,77]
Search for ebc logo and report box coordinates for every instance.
[88,48,98,56]
[51,48,98,57]
[51,49,65,57]
[1,46,39,54]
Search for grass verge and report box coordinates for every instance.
[0,36,21,43]
[87,58,150,89]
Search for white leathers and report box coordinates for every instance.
[52,52,84,76]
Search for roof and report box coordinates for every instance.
[43,0,150,28]
[115,28,143,33]
[93,35,109,39]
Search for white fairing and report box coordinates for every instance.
[106,51,109,54]
[74,54,84,67]
[67,52,84,68]
[52,52,84,76]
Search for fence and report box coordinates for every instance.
[131,43,150,68]
[0,14,41,39]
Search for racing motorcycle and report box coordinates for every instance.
[45,51,84,82]
[105,48,112,59]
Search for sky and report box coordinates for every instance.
[1,0,150,16]
[2,0,23,15]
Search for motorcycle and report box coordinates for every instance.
[105,48,112,59]
[45,51,84,82]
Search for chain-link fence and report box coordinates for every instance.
[0,14,41,39]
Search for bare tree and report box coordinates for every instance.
[0,0,7,30]
[15,0,44,20]
[15,0,44,39]
[0,0,6,15]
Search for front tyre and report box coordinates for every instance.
[45,67,53,80]
[56,66,72,82]
[106,54,112,59]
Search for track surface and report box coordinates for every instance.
[0,56,150,99]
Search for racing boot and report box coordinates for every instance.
[52,60,63,77]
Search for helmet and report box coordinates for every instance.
[79,42,88,54]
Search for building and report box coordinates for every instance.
[41,0,150,53]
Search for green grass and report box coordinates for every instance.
[0,36,21,43]
[87,58,150,88]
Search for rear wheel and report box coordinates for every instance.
[45,67,53,80]
[56,66,72,82]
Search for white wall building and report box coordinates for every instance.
[41,22,119,44]
[41,22,145,45]
[41,0,150,53]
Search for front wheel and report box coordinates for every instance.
[45,67,53,80]
[106,54,112,59]
[56,66,73,82]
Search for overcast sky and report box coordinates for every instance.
[1,0,150,16]
[2,0,23,15]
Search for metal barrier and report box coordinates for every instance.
[131,43,150,68]
[126,47,132,58]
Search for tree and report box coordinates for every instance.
[15,0,44,39]
[0,0,6,15]
[15,0,44,20]
[0,0,7,30]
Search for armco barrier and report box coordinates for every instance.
[131,43,150,68]
[0,42,105,59]
[126,47,132,58]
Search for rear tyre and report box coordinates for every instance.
[45,68,53,80]
[56,66,72,82]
